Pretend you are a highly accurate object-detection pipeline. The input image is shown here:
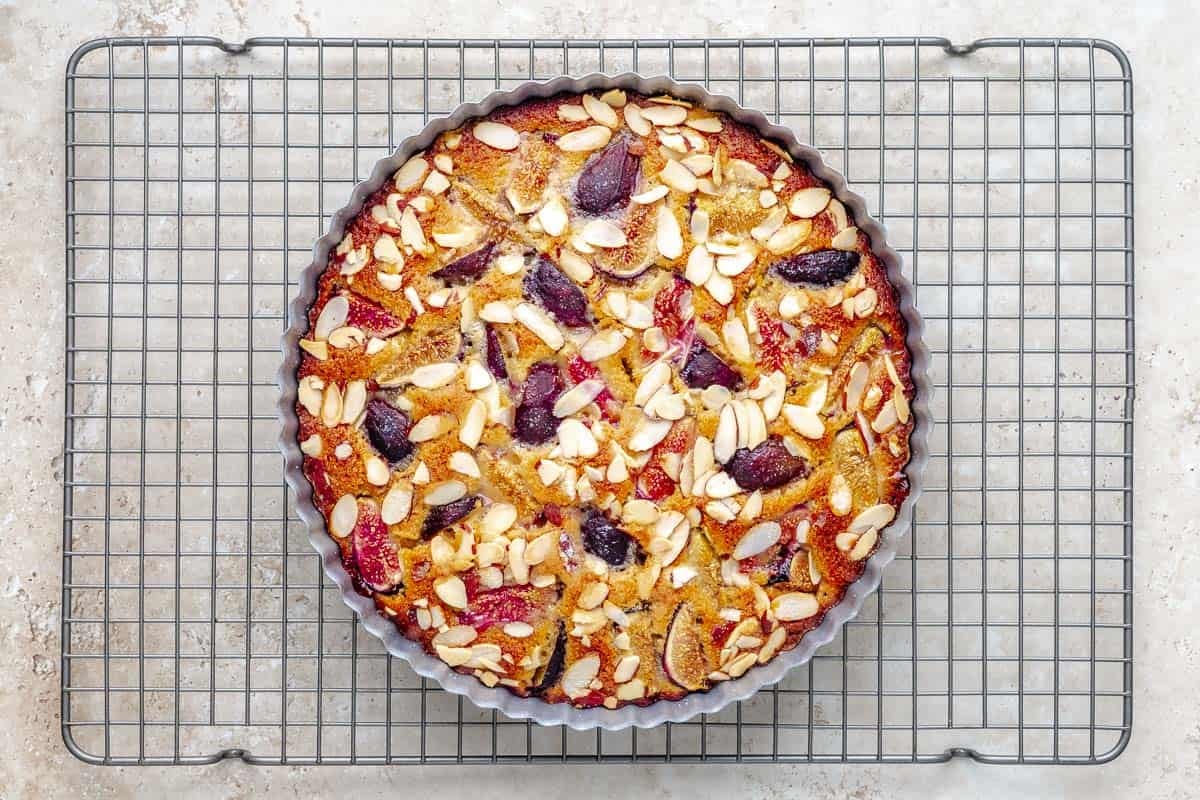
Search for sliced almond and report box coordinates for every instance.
[850,503,895,534]
[640,104,688,126]
[655,203,684,260]
[705,272,734,306]
[408,414,453,443]
[299,433,322,457]
[582,93,619,127]
[765,220,813,255]
[536,194,569,237]
[871,399,898,434]
[393,154,428,190]
[479,301,514,323]
[832,226,859,251]
[849,527,878,561]
[714,403,738,464]
[503,621,534,638]
[634,361,672,407]
[750,207,787,243]
[423,170,450,195]
[409,361,459,389]
[377,271,403,291]
[328,326,365,351]
[659,159,698,193]
[434,576,469,609]
[562,653,601,699]
[623,103,652,136]
[772,592,819,622]
[314,295,349,340]
[465,359,493,391]
[685,115,722,133]
[628,416,673,452]
[782,404,824,440]
[341,379,367,424]
[473,121,520,151]
[722,319,752,363]
[733,521,781,560]
[787,187,832,219]
[716,246,757,277]
[299,339,328,361]
[330,494,358,538]
[845,361,869,413]
[557,418,599,459]
[294,372,325,411]
[321,382,343,428]
[381,482,413,525]
[424,480,467,507]
[631,185,670,205]
[557,125,612,152]
[681,154,714,176]
[558,104,590,122]
[554,379,606,418]
[399,205,429,253]
[684,245,715,286]
[513,303,565,350]
[581,219,627,249]
[579,328,627,362]
[828,473,852,516]
[459,398,487,448]
[558,249,594,283]
[364,456,389,486]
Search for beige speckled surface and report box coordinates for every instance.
[0,0,1190,796]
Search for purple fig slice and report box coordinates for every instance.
[483,322,508,380]
[663,602,711,691]
[574,137,641,214]
[432,242,496,284]
[532,622,567,695]
[352,499,404,593]
[364,399,413,463]
[420,494,479,538]
[725,437,810,491]
[679,341,742,390]
[580,509,637,567]
[514,362,564,445]
[525,257,590,327]
[773,249,860,287]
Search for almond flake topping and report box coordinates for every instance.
[557,125,613,152]
[473,121,520,150]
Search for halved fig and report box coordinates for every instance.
[352,499,403,593]
[574,137,641,214]
[344,292,404,336]
[457,585,536,631]
[581,509,638,567]
[483,322,508,380]
[663,602,712,691]
[773,249,860,287]
[532,622,567,695]
[679,340,742,390]
[420,494,479,537]
[525,257,590,327]
[432,242,496,284]
[725,437,810,491]
[514,361,563,445]
[364,399,413,463]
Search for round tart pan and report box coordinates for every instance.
[277,73,932,731]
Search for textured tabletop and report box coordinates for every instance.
[0,0,1189,797]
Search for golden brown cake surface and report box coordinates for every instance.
[295,89,915,708]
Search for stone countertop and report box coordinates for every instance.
[0,0,1191,797]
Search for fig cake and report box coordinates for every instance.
[294,88,915,709]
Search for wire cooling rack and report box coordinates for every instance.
[61,36,1134,765]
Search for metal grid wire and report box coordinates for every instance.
[61,37,1134,765]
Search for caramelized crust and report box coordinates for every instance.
[295,89,915,709]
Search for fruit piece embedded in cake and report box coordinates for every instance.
[294,88,915,710]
